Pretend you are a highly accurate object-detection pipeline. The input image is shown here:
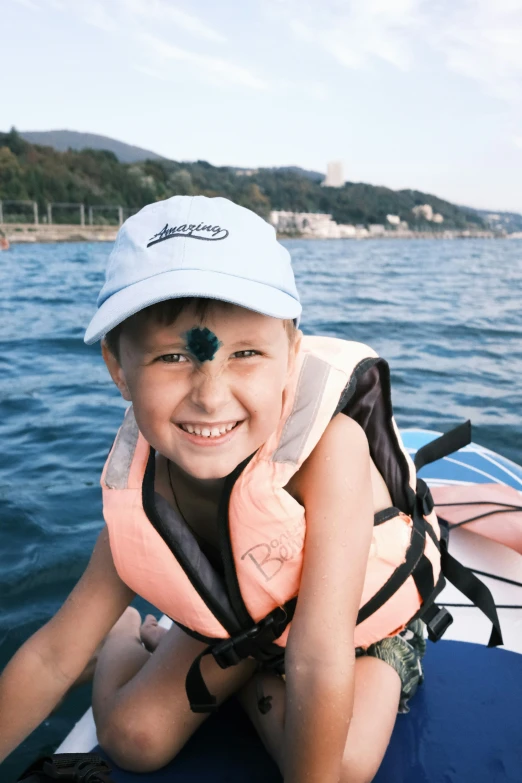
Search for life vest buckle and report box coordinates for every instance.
[424,605,454,642]
[211,608,288,669]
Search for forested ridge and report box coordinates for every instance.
[0,129,484,229]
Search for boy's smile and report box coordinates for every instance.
[103,302,300,480]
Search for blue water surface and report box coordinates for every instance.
[1,238,522,780]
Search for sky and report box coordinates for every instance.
[2,0,522,213]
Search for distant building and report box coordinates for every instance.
[368,224,386,236]
[270,210,360,239]
[322,161,345,188]
[337,224,357,238]
[270,210,337,236]
[432,213,444,223]
[386,214,401,226]
[412,204,434,221]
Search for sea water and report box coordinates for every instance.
[1,238,522,778]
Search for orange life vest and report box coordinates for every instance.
[101,336,500,711]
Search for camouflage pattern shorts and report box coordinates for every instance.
[356,620,427,713]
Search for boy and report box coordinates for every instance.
[0,196,427,783]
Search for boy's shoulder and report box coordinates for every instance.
[286,413,367,504]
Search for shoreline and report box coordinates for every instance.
[0,223,511,244]
[1,223,119,243]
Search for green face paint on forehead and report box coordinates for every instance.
[183,327,222,362]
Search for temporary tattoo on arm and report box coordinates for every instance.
[183,327,222,362]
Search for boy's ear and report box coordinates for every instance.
[290,329,303,368]
[101,340,132,401]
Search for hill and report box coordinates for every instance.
[462,207,522,235]
[231,165,324,182]
[0,128,485,230]
[19,130,164,164]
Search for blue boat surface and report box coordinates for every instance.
[56,430,522,782]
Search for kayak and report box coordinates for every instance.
[56,429,522,782]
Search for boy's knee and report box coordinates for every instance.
[98,711,180,772]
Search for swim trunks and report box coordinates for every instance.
[356,619,426,713]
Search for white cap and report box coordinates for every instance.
[84,195,301,344]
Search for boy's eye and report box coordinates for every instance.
[232,350,260,358]
[158,354,189,363]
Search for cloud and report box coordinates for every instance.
[139,33,268,91]
[79,2,119,33]
[124,0,226,43]
[267,0,420,71]
[37,0,225,42]
[12,0,40,9]
[133,64,171,82]
[430,0,522,106]
[38,0,267,92]
[267,0,522,107]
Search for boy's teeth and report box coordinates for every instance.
[180,422,237,437]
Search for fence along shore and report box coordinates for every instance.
[0,199,498,243]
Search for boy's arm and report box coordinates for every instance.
[0,525,135,763]
[283,414,374,783]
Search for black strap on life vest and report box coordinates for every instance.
[412,421,503,647]
[408,481,449,640]
[434,500,522,528]
[437,532,503,647]
[185,420,505,712]
[186,604,293,713]
[413,420,472,472]
[17,755,113,783]
[356,503,427,624]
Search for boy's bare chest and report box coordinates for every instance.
[155,455,221,551]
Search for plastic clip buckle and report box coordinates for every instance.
[426,607,453,642]
[211,610,285,670]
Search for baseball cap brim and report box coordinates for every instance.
[84,268,302,344]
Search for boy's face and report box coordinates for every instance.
[103,302,300,480]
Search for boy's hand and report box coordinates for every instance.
[0,526,135,763]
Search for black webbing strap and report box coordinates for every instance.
[357,508,426,625]
[414,420,472,472]
[416,477,434,516]
[17,755,113,782]
[409,494,454,641]
[185,605,291,713]
[412,553,436,603]
[435,500,522,529]
[186,646,220,712]
[440,543,503,647]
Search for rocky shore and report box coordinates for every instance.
[2,223,118,243]
[1,223,501,245]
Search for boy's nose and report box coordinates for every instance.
[190,369,230,414]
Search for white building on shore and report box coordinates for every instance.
[412,204,444,223]
[322,161,345,188]
[270,210,365,239]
